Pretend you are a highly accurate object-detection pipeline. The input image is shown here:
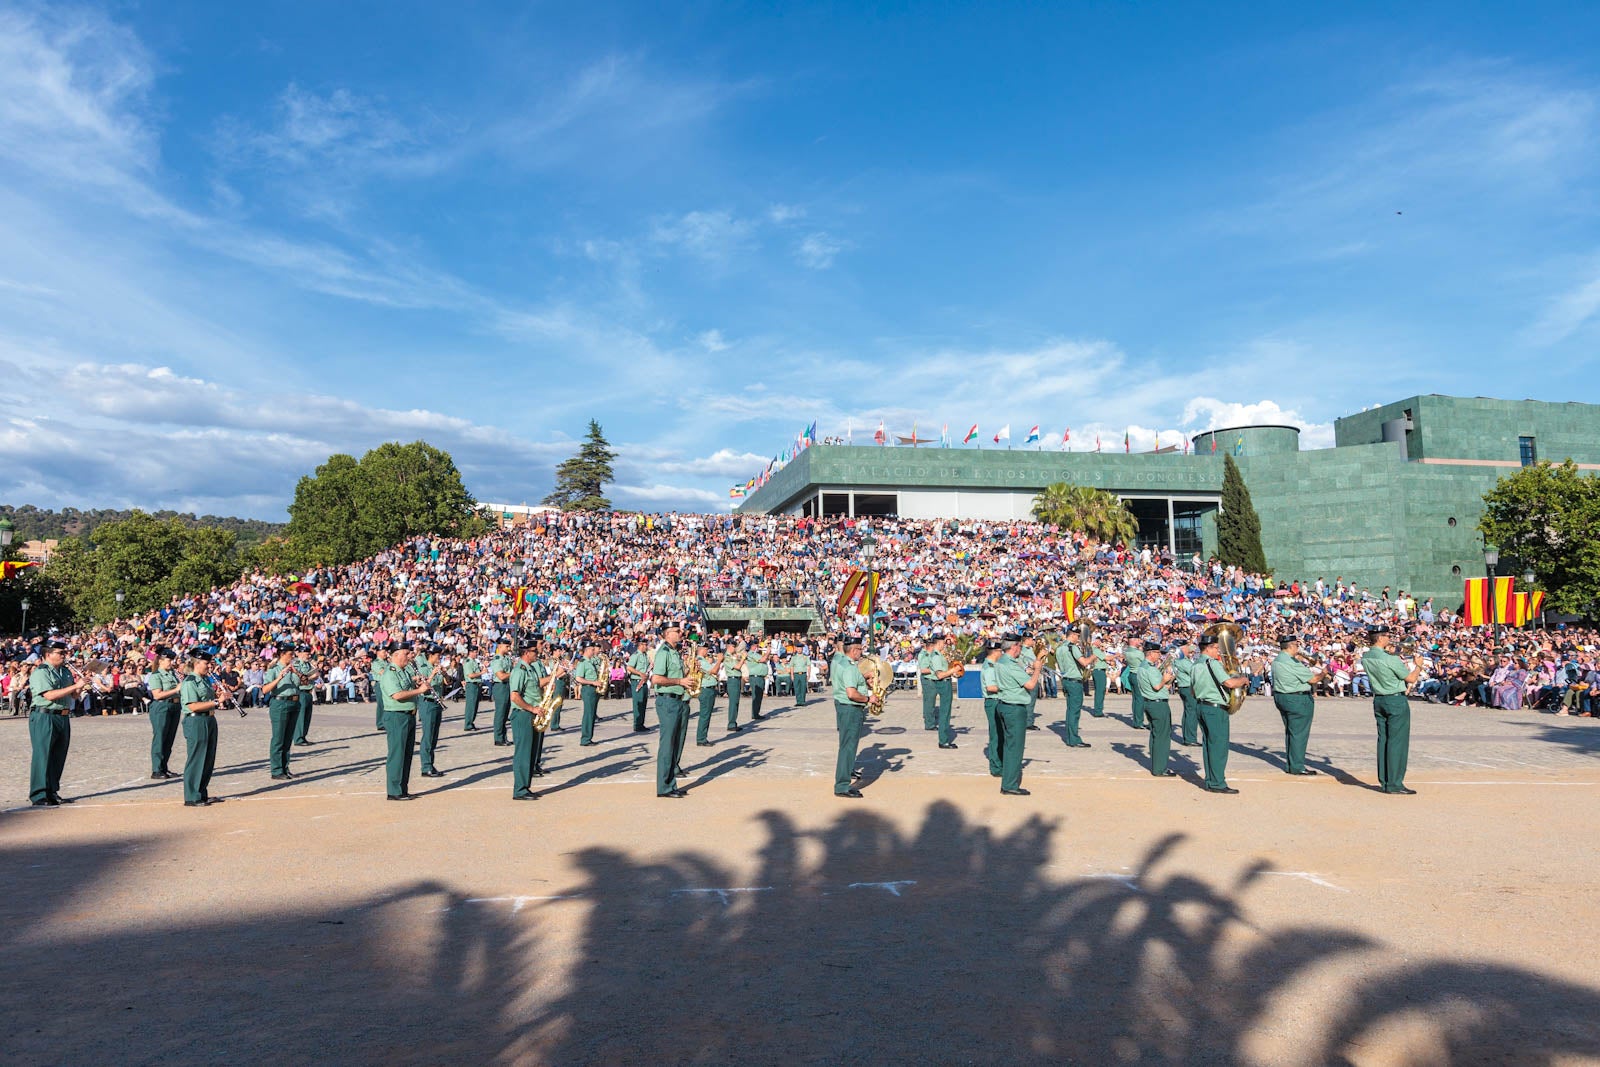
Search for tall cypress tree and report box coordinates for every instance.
[544,421,617,511]
[1217,454,1269,573]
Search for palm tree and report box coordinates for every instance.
[1032,483,1138,544]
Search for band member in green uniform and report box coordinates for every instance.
[507,646,544,799]
[1191,634,1249,794]
[526,653,552,776]
[574,641,604,747]
[378,645,425,800]
[27,641,83,806]
[651,625,693,797]
[143,647,184,780]
[416,645,448,778]
[994,634,1045,795]
[980,641,1004,777]
[746,644,771,720]
[1270,635,1325,776]
[1055,634,1094,749]
[180,651,228,807]
[787,647,810,706]
[372,645,392,730]
[695,646,724,747]
[1362,627,1422,794]
[1020,638,1041,730]
[918,641,938,731]
[831,635,870,798]
[1173,642,1199,746]
[292,644,316,745]
[723,641,745,731]
[262,642,303,780]
[490,638,514,747]
[1090,639,1109,716]
[461,649,483,731]
[1136,642,1178,778]
[1123,636,1146,729]
[626,643,652,731]
[925,633,960,748]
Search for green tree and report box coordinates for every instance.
[544,420,617,511]
[1031,483,1138,545]
[1217,455,1269,574]
[0,563,72,636]
[1479,459,1600,615]
[286,453,366,566]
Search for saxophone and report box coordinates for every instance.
[683,653,706,700]
[533,661,567,732]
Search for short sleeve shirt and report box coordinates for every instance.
[652,645,686,697]
[1363,648,1410,696]
[509,660,543,707]
[745,651,769,677]
[491,654,514,684]
[1270,652,1314,694]
[995,654,1032,704]
[832,656,867,705]
[379,664,417,711]
[145,668,182,705]
[1135,660,1169,701]
[1173,657,1194,688]
[263,664,297,704]
[980,659,1000,699]
[29,665,74,711]
[1191,656,1230,705]
[180,674,217,713]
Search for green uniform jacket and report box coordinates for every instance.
[379,665,417,711]
[995,654,1032,704]
[263,664,297,702]
[1270,652,1314,694]
[180,675,217,712]
[1135,660,1170,700]
[1362,648,1410,695]
[30,665,74,710]
[980,659,1001,696]
[832,657,867,705]
[1173,657,1194,688]
[652,645,686,696]
[1191,657,1231,705]
[508,660,543,706]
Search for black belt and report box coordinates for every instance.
[1198,701,1226,710]
[31,707,69,716]
[187,710,213,717]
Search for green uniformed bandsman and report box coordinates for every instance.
[179,651,226,807]
[461,650,483,732]
[1090,640,1110,716]
[917,642,938,731]
[507,646,545,800]
[291,645,316,746]
[1054,634,1095,749]
[1191,633,1249,794]
[979,641,1004,777]
[27,640,83,806]
[1270,635,1326,776]
[1123,636,1146,729]
[786,647,810,707]
[1173,643,1199,746]
[746,644,771,720]
[694,648,724,746]
[650,625,692,797]
[1362,627,1422,795]
[1019,638,1041,730]
[416,646,448,778]
[378,645,425,800]
[371,645,392,730]
[831,636,871,798]
[723,641,745,731]
[528,653,553,775]
[1136,642,1179,778]
[261,642,302,780]
[573,641,604,746]
[626,643,652,732]
[144,646,184,780]
[994,634,1045,794]
[490,638,515,747]
[925,634,960,748]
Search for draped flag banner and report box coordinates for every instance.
[1062,587,1096,623]
[836,569,880,618]
[1462,576,1517,627]
[1529,589,1545,623]
[1493,576,1517,626]
[1,560,39,580]
[1510,592,1531,627]
[511,586,530,613]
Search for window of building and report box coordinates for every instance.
[1172,501,1214,559]
[852,493,898,518]
[822,493,850,517]
[1519,436,1537,467]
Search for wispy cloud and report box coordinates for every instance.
[796,232,844,270]
[1526,260,1600,347]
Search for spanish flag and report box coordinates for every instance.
[1493,576,1517,626]
[1062,587,1096,623]
[836,569,879,618]
[1510,592,1530,627]
[511,587,529,613]
[0,560,38,580]
[1461,578,1491,627]
[1529,590,1545,622]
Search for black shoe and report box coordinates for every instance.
[1291,768,1318,776]
[294,739,311,746]
[512,792,537,801]
[184,800,203,807]
[270,774,291,781]
[657,790,687,799]
[1001,788,1031,796]
[728,724,744,732]
[53,796,74,804]
[851,769,864,780]
[633,726,649,733]
[1206,786,1240,794]
[924,726,936,731]
[835,789,864,798]
[31,799,53,807]
[202,797,223,805]
[1070,742,1092,748]
[422,771,446,778]
[1386,787,1418,795]
[150,772,166,780]
[580,740,596,747]
[493,740,510,747]
[1026,725,1040,731]
[938,742,957,749]
[163,770,180,779]
[463,724,478,732]
[387,794,415,801]
[696,741,713,747]
[1157,770,1178,777]
[532,770,545,778]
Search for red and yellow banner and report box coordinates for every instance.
[0,560,38,580]
[1061,587,1096,623]
[1462,576,1517,627]
[510,586,529,613]
[836,569,879,618]
[1529,590,1545,622]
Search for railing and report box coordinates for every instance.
[697,582,822,611]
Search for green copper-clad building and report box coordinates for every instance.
[736,395,1600,605]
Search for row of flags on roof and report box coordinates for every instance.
[731,422,817,498]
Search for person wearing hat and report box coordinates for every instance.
[543,645,569,735]
[27,641,85,806]
[371,643,393,731]
[1122,633,1147,730]
[627,641,653,733]
[415,645,448,778]
[1055,632,1095,749]
[1173,641,1199,747]
[994,634,1045,794]
[1090,635,1110,717]
[917,638,940,732]
[291,644,317,746]
[723,639,746,732]
[490,638,515,747]
[379,645,427,800]
[1191,634,1249,793]
[507,645,546,799]
[786,645,810,708]
[143,647,184,780]
[261,643,303,781]
[179,651,226,806]
[1270,636,1326,776]
[1362,627,1422,794]
[925,634,961,748]
[979,640,1006,777]
[830,635,871,798]
[573,640,605,747]
[1136,642,1178,778]
[650,625,693,797]
[745,642,772,721]
[694,643,725,748]
[461,647,483,732]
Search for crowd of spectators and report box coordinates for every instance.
[3,513,1596,717]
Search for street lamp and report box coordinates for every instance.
[115,589,125,617]
[0,517,14,548]
[859,533,877,655]
[19,597,29,637]
[1483,546,1500,642]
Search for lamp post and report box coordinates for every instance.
[859,533,876,656]
[19,597,29,638]
[1483,546,1500,643]
[0,517,14,548]
[115,589,125,613]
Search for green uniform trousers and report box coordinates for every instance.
[491,682,511,744]
[921,679,937,729]
[148,700,179,776]
[1126,671,1146,728]
[418,697,443,775]
[749,678,767,719]
[726,677,743,728]
[983,697,1001,776]
[28,710,70,804]
[656,695,688,795]
[375,688,385,729]
[1273,691,1316,774]
[935,678,955,744]
[1372,693,1411,792]
[182,713,218,804]
[463,682,482,730]
[1178,687,1198,745]
[383,710,416,798]
[509,708,536,797]
[695,685,716,743]
[1197,701,1231,790]
[1145,697,1172,776]
[294,690,313,744]
[995,701,1028,792]
[1091,670,1107,716]
[834,701,867,794]
[1061,678,1085,746]
[581,688,601,744]
[268,698,298,777]
[790,672,807,706]
[631,680,650,730]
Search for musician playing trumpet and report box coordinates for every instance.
[1270,635,1326,777]
[179,651,227,807]
[994,633,1046,796]
[1136,641,1179,779]
[27,640,85,806]
[262,642,303,781]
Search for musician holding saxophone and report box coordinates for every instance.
[1191,633,1250,794]
[507,645,546,799]
[27,640,84,806]
[830,635,871,799]
[262,642,304,780]
[1136,642,1180,778]
[1270,635,1326,777]
[415,645,449,779]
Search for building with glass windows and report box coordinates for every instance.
[734,394,1600,604]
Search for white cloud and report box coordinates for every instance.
[1526,261,1600,346]
[767,203,805,223]
[1181,397,1336,449]
[611,483,728,507]
[650,209,754,264]
[796,231,844,270]
[697,328,729,352]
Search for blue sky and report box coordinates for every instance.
[3,1,1599,518]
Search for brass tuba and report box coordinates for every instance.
[856,654,896,716]
[1202,621,1247,714]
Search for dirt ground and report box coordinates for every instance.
[2,691,1597,1065]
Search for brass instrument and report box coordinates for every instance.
[683,653,706,700]
[1202,621,1247,714]
[533,661,568,732]
[857,654,895,716]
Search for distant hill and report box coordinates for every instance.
[1,504,286,546]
